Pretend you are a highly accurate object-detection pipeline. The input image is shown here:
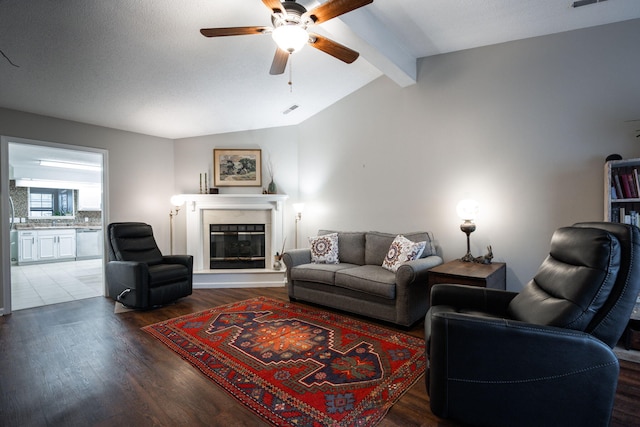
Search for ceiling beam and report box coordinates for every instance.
[324,8,417,87]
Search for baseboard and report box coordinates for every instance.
[193,269,287,289]
[614,344,640,363]
[193,282,286,289]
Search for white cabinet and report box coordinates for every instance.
[78,186,102,211]
[18,229,77,264]
[37,232,57,261]
[18,230,38,263]
[37,229,76,261]
[58,232,77,258]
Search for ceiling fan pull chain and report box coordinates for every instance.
[288,54,293,92]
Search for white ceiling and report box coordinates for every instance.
[0,0,639,139]
[8,142,103,184]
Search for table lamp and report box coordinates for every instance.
[457,199,479,262]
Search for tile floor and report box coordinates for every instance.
[10,259,104,311]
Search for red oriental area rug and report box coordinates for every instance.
[142,297,425,427]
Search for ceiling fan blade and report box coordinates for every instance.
[308,33,359,64]
[262,0,286,14]
[270,48,289,75]
[200,26,270,37]
[306,0,373,24]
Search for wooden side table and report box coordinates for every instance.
[428,260,506,290]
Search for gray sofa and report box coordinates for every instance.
[282,230,443,327]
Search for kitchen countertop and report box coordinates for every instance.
[14,224,102,230]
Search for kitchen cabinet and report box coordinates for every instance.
[78,186,102,211]
[18,228,76,264]
[18,230,38,263]
[37,232,56,261]
[38,229,76,261]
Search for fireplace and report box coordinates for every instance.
[210,224,266,269]
[182,194,288,278]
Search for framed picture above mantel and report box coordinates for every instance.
[213,149,262,187]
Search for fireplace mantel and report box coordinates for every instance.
[181,194,289,278]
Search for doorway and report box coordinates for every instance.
[1,137,107,314]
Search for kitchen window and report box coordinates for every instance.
[29,188,74,217]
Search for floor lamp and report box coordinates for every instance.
[293,203,304,249]
[169,195,184,255]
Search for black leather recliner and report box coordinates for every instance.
[106,222,193,309]
[425,222,640,427]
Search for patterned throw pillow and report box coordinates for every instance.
[309,233,339,264]
[382,235,426,272]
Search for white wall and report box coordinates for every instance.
[296,19,640,291]
[172,126,300,253]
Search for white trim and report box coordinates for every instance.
[0,137,10,314]
[0,136,110,313]
[181,194,288,273]
[181,194,289,288]
[193,269,286,289]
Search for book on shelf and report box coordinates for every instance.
[621,173,636,198]
[617,208,640,227]
[611,206,620,222]
[614,173,625,199]
[612,168,640,199]
[627,174,638,198]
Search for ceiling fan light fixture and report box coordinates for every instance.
[272,25,308,53]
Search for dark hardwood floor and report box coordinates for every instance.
[0,288,638,427]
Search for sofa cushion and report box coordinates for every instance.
[365,231,435,265]
[291,263,357,286]
[319,230,366,265]
[382,235,426,272]
[334,265,397,300]
[309,233,339,264]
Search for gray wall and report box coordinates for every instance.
[1,19,639,313]
[0,109,177,311]
[296,19,640,290]
[0,108,176,246]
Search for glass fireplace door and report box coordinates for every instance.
[210,224,265,269]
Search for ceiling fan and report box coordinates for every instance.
[200,0,373,75]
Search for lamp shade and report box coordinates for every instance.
[170,195,185,207]
[272,25,308,53]
[456,199,479,220]
[293,203,305,215]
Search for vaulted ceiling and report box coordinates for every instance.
[1,0,638,139]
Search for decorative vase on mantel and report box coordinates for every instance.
[267,179,277,194]
[273,253,283,271]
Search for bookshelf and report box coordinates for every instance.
[605,158,640,225]
[605,158,640,324]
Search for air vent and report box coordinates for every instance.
[282,104,299,115]
[571,0,607,8]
